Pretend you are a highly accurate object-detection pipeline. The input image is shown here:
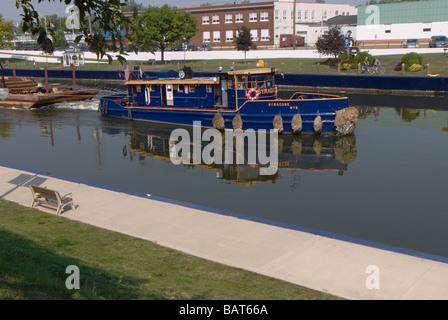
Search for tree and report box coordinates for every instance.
[52,29,68,47]
[315,27,345,58]
[128,5,198,62]
[16,0,135,63]
[0,14,14,48]
[122,0,145,13]
[234,26,255,62]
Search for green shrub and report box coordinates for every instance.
[408,64,423,72]
[351,51,374,69]
[341,62,351,70]
[338,52,350,62]
[401,52,423,70]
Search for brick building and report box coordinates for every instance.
[184,2,276,49]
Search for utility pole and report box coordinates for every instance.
[293,0,296,50]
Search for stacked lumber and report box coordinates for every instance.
[5,78,38,94]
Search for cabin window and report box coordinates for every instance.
[237,76,247,89]
[189,85,195,92]
[206,85,212,93]
[247,78,256,89]
[146,85,154,92]
[177,84,184,92]
[228,80,233,89]
[257,80,266,89]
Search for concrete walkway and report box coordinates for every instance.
[1,164,448,300]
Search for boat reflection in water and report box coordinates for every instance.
[128,131,357,186]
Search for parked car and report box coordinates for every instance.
[187,44,197,51]
[429,35,448,48]
[199,43,212,51]
[403,39,420,48]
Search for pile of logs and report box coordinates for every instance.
[4,78,72,94]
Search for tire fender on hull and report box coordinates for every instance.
[334,107,359,135]
[291,113,302,134]
[213,112,225,130]
[273,114,284,133]
[232,114,243,130]
[313,115,322,134]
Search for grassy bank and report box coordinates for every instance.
[4,52,448,76]
[0,199,341,300]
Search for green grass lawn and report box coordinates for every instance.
[0,199,341,300]
[5,52,448,76]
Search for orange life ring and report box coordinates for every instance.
[245,88,260,101]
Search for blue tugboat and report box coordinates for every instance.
[99,67,358,135]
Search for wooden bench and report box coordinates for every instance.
[30,185,76,215]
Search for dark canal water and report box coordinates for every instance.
[1,83,448,261]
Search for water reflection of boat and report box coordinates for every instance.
[128,131,357,185]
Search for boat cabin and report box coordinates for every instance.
[125,68,278,110]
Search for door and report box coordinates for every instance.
[166,84,174,106]
[220,78,228,107]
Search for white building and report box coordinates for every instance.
[273,0,358,46]
[357,0,448,46]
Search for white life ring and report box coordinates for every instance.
[245,88,260,101]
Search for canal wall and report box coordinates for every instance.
[3,68,448,95]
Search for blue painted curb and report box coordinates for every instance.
[4,68,448,92]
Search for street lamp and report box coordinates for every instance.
[0,62,9,100]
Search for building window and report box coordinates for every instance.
[311,10,315,20]
[291,10,294,20]
[274,10,278,20]
[202,16,209,25]
[335,10,339,16]
[304,10,308,19]
[297,10,301,20]
[212,15,220,24]
[226,30,233,42]
[235,13,243,23]
[283,10,287,20]
[250,29,258,41]
[261,29,269,41]
[203,31,210,43]
[225,14,232,23]
[213,31,220,42]
[423,28,431,32]
[323,10,327,19]
[249,12,257,22]
[385,30,391,33]
[260,12,269,21]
